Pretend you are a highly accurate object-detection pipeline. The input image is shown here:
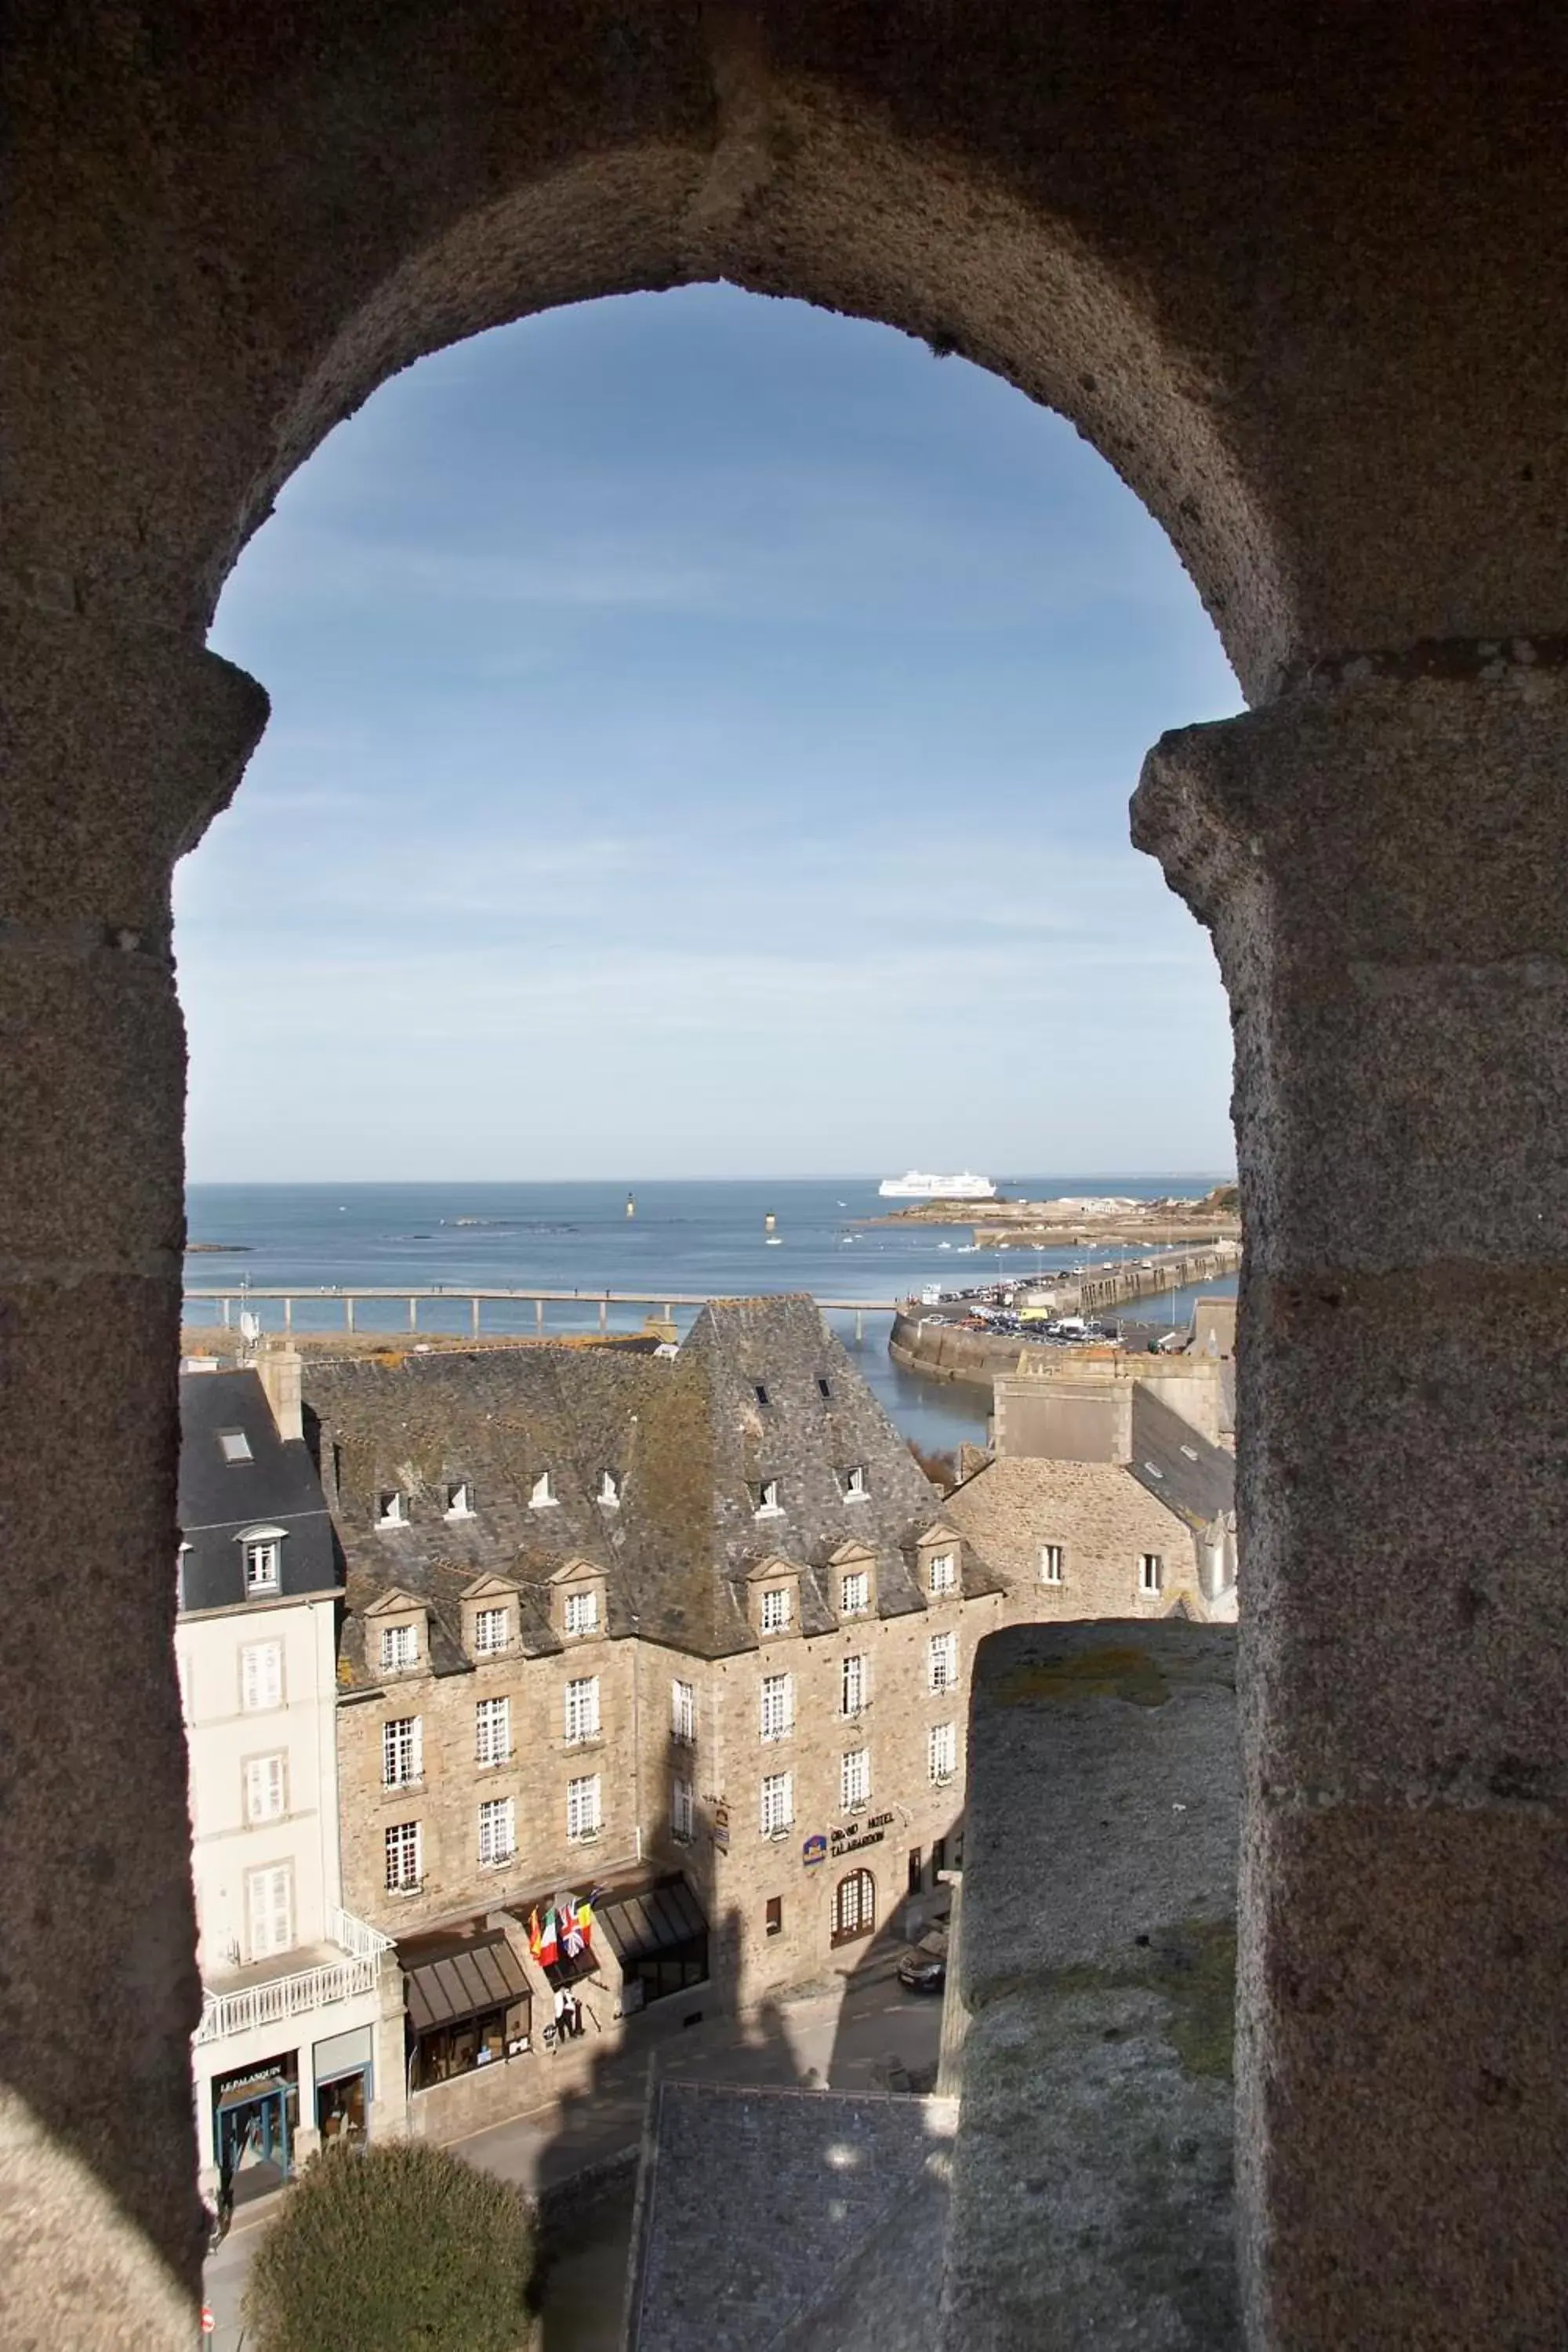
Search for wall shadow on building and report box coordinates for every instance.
[528,1730,811,2350]
[821,1797,962,2097]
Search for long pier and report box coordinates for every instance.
[182,1284,902,1342]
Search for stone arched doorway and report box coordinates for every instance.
[6,10,1568,2347]
[830,1866,877,1948]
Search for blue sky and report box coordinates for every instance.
[182,285,1241,1181]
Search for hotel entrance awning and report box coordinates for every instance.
[595,1876,708,1965]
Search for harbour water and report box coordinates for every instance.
[185,1176,1235,1454]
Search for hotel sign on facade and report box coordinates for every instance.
[820,1811,895,1861]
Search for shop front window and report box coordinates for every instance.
[410,1999,529,2091]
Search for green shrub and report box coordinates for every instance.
[244,2140,537,2352]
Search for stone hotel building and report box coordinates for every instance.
[303,1297,1014,2138]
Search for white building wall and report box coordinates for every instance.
[180,1591,405,2184]
[180,1592,343,1970]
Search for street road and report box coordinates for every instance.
[201,1968,945,2350]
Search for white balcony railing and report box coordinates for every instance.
[326,1905,394,1962]
[196,1909,394,2047]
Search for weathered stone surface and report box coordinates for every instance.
[942,1621,1240,2350]
[1239,1265,1568,1802]
[0,603,267,938]
[1133,666,1568,1277]
[0,948,189,1270]
[1239,1801,1568,2350]
[1137,670,1568,2348]
[0,1274,202,2292]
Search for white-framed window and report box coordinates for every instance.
[219,1429,252,1465]
[376,1490,408,1528]
[672,1776,695,1843]
[753,1383,771,1407]
[817,1377,832,1400]
[567,1775,602,1842]
[1139,1552,1164,1594]
[841,1653,866,1718]
[929,1631,958,1693]
[382,1715,422,1788]
[475,1695,510,1766]
[928,1550,956,1594]
[755,1479,782,1518]
[564,1675,601,1744]
[840,1747,870,1809]
[760,1585,791,1634]
[843,1465,868,1501]
[473,1605,509,1655]
[929,1721,957,1784]
[247,1862,293,1958]
[598,1468,621,1507]
[1040,1544,1065,1585]
[530,1470,557,1509]
[564,1589,599,1636]
[445,1480,474,1519]
[379,1622,418,1671]
[241,1639,283,1713]
[760,1771,793,1837]
[478,1795,516,1867]
[671,1679,696,1745]
[840,1570,869,1617]
[243,1753,286,1824]
[243,1536,281,1594]
[384,1820,422,1893]
[760,1671,793,1743]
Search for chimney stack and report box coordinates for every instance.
[256,1341,303,1443]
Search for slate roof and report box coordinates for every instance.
[626,2080,956,2352]
[177,1368,339,1613]
[303,1298,952,1679]
[1127,1387,1236,1534]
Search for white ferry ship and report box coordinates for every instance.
[878,1170,998,1200]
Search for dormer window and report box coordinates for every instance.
[760,1586,791,1635]
[377,1490,408,1528]
[928,1550,957,1595]
[840,1570,869,1617]
[445,1481,474,1519]
[843,1466,868,1502]
[755,1479,782,1519]
[241,1530,284,1595]
[597,1470,621,1508]
[380,1623,418,1671]
[219,1430,252,1465]
[473,1606,509,1655]
[564,1589,599,1637]
[530,1471,557,1510]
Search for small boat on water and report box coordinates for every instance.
[879,1169,997,1200]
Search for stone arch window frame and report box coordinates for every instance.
[21,34,1507,2336]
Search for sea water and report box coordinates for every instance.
[184,1175,1235,1454]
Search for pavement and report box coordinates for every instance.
[201,1968,946,2350]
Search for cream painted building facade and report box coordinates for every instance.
[177,1359,405,2194]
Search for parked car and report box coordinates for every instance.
[897,1949,946,1994]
